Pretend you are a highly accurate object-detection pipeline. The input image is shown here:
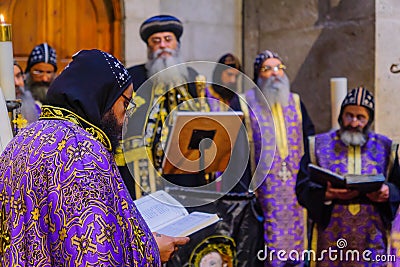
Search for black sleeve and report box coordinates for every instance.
[300,100,315,156]
[117,165,137,200]
[296,142,333,229]
[187,67,200,98]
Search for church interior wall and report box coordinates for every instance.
[124,0,242,83]
[375,0,400,142]
[244,0,376,134]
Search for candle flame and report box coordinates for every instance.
[0,14,4,24]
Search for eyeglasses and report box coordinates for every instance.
[121,94,137,117]
[32,69,55,77]
[260,64,286,73]
[343,113,368,124]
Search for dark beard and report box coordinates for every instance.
[212,84,236,101]
[99,109,122,154]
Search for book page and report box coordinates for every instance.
[156,211,220,237]
[134,190,189,232]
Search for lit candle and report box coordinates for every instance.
[0,14,15,100]
[330,77,347,129]
[0,14,14,152]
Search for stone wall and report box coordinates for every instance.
[124,0,242,72]
[244,0,375,133]
[375,0,400,141]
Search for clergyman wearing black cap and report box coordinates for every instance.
[24,42,58,107]
[118,15,207,200]
[244,49,315,266]
[0,49,189,265]
[296,86,400,266]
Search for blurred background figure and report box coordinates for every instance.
[14,61,39,126]
[246,50,315,267]
[24,42,57,108]
[208,53,242,110]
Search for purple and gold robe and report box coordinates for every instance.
[246,89,307,266]
[310,130,395,267]
[391,209,400,266]
[0,117,161,266]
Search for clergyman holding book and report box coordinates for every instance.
[296,86,400,267]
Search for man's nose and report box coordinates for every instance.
[159,39,168,48]
[271,69,283,77]
[15,77,23,88]
[350,118,361,127]
[41,75,52,83]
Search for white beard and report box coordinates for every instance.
[340,130,367,146]
[257,73,291,106]
[145,47,188,82]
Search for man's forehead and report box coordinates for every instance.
[148,31,175,39]
[262,57,282,66]
[31,62,56,71]
[343,105,369,115]
[224,68,239,75]
[14,65,22,72]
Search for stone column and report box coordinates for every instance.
[375,0,400,141]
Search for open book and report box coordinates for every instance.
[308,163,385,193]
[134,190,220,237]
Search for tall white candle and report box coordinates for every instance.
[330,77,348,129]
[0,88,13,153]
[0,14,15,101]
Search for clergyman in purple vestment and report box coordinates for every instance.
[296,87,400,267]
[0,49,166,266]
[247,50,315,267]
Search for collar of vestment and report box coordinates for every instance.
[39,105,112,151]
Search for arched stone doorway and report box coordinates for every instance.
[3,0,123,72]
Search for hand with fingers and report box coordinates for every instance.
[153,232,190,263]
[366,184,390,203]
[325,181,359,201]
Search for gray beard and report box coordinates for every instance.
[257,73,291,106]
[25,73,50,104]
[145,47,188,82]
[19,89,39,123]
[340,130,367,146]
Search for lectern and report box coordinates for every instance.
[162,111,243,175]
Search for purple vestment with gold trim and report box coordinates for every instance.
[0,120,161,266]
[391,209,400,266]
[246,89,306,267]
[313,130,391,267]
